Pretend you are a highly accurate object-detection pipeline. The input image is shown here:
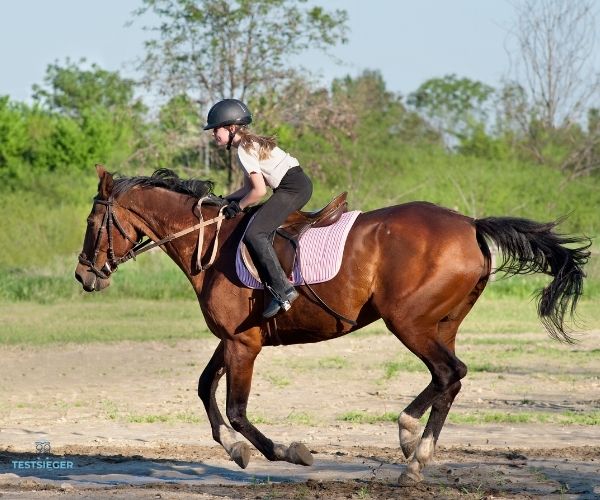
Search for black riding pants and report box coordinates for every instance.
[244,166,313,298]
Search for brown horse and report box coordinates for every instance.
[75,165,590,483]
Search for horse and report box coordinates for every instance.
[75,165,590,483]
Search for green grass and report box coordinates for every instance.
[317,356,349,369]
[264,373,291,388]
[0,298,211,344]
[337,409,600,426]
[285,411,316,426]
[447,410,600,426]
[126,412,203,424]
[1,294,599,345]
[339,410,398,424]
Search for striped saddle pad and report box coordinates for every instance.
[236,210,361,289]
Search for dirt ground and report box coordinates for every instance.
[0,331,599,499]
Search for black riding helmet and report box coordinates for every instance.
[203,99,252,130]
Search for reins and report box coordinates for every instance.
[119,196,225,271]
[79,196,225,279]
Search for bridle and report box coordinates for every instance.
[78,196,225,280]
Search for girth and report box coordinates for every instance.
[240,192,348,282]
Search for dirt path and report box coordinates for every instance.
[1,332,599,498]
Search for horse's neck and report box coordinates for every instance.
[126,189,218,279]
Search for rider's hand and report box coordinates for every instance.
[222,200,242,219]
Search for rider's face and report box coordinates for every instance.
[212,126,230,146]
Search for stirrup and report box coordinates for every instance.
[263,289,299,319]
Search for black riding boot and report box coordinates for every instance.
[247,239,298,318]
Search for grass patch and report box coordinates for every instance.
[337,409,600,426]
[382,359,427,379]
[264,373,291,388]
[317,356,349,369]
[285,411,316,426]
[249,414,273,425]
[338,410,398,424]
[0,298,211,344]
[2,294,598,345]
[447,410,600,426]
[126,412,203,424]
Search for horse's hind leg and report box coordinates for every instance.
[198,341,251,468]
[397,281,486,483]
[223,334,313,467]
[394,327,467,482]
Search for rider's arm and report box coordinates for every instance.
[238,172,267,210]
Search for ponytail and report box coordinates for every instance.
[236,127,277,161]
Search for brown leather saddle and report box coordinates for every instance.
[240,192,348,282]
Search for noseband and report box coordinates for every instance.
[78,196,225,280]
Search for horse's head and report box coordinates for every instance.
[75,164,141,292]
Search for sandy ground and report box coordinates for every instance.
[0,331,599,498]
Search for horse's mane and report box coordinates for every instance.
[112,168,215,199]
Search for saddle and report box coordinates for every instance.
[240,192,348,282]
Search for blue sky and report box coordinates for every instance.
[0,1,515,104]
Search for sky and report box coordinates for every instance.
[0,0,517,105]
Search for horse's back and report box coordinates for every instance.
[340,202,486,315]
[350,201,478,255]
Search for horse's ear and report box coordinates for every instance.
[96,163,114,198]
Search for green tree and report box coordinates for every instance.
[133,0,348,187]
[31,59,147,170]
[407,74,495,148]
[134,0,348,103]
[0,97,28,173]
[32,58,144,118]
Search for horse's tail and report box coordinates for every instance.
[474,217,591,343]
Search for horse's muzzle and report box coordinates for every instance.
[74,263,110,292]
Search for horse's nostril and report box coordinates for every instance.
[75,271,83,284]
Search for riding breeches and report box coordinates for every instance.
[243,166,312,298]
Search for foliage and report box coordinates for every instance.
[133,0,348,103]
[32,58,145,119]
[0,60,146,180]
[407,74,495,147]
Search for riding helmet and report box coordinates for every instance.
[203,99,252,130]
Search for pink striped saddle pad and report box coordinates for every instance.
[236,210,361,289]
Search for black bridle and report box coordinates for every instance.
[77,198,140,280]
[78,196,226,280]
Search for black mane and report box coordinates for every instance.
[112,168,215,199]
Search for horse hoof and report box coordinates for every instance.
[230,441,251,469]
[398,470,424,484]
[287,442,313,466]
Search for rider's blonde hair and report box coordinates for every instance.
[236,127,277,161]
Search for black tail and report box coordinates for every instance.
[475,217,591,343]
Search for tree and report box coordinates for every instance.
[133,0,348,104]
[31,59,147,170]
[407,74,495,148]
[132,0,348,188]
[503,0,600,175]
[32,58,145,119]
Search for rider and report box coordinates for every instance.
[204,99,313,318]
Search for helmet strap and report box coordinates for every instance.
[226,129,236,151]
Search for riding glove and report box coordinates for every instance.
[223,200,242,219]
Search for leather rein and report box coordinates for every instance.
[78,196,224,280]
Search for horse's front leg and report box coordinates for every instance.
[223,334,313,467]
[198,341,251,468]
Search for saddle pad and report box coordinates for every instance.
[236,210,361,289]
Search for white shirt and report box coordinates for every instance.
[237,143,299,188]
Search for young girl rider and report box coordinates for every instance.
[204,99,313,318]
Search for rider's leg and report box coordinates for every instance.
[244,168,312,316]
